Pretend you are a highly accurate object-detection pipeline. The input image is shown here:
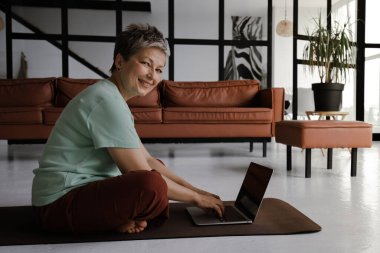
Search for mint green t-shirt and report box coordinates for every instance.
[32,79,140,206]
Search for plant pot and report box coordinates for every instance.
[311,83,344,111]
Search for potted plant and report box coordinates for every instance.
[303,13,356,111]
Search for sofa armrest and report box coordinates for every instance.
[255,88,285,135]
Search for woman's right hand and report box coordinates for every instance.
[194,193,224,218]
[190,186,221,200]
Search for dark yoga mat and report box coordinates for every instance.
[0,198,321,246]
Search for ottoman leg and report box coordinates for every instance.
[263,141,267,157]
[286,145,292,171]
[351,148,358,177]
[327,148,333,170]
[305,148,311,178]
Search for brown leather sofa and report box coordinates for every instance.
[0,77,284,155]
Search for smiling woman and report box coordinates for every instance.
[110,47,166,99]
[31,24,224,235]
[108,24,169,99]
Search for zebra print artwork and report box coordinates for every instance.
[224,16,263,81]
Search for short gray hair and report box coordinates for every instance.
[110,23,170,72]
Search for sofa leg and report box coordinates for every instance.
[327,148,333,170]
[169,149,175,158]
[262,141,267,157]
[305,148,311,178]
[286,145,292,171]
[249,141,253,152]
[351,148,358,177]
[7,144,14,161]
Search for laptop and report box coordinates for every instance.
[186,162,273,226]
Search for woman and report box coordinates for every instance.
[32,24,224,234]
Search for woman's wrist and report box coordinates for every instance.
[192,191,201,206]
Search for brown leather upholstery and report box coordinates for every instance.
[56,78,98,107]
[127,87,161,108]
[42,107,64,125]
[56,77,161,108]
[0,125,53,140]
[162,80,260,107]
[163,107,272,123]
[275,120,372,178]
[0,78,55,107]
[257,88,285,135]
[130,108,162,123]
[0,78,284,142]
[136,123,271,138]
[275,120,373,148]
[0,107,43,124]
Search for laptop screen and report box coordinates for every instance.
[234,163,273,220]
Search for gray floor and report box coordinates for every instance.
[0,140,379,253]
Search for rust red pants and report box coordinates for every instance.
[34,170,169,234]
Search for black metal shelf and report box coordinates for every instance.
[5,0,151,11]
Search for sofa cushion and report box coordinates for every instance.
[135,123,272,138]
[162,80,260,107]
[275,120,373,148]
[131,108,162,123]
[56,78,99,107]
[127,87,161,108]
[0,78,55,107]
[0,107,43,124]
[56,77,161,108]
[163,107,272,123]
[43,107,163,125]
[42,107,64,125]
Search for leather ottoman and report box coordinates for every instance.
[275,120,372,178]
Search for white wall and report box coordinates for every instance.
[6,7,63,78]
[2,0,291,87]
[173,0,219,81]
[175,45,219,81]
[3,1,171,79]
[272,0,293,92]
[0,11,6,78]
[174,0,218,40]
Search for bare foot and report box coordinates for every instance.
[117,220,147,234]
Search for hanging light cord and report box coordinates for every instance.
[284,0,288,20]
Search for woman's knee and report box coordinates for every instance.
[138,170,167,198]
[126,170,168,218]
[121,170,167,202]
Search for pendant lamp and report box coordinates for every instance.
[276,0,293,37]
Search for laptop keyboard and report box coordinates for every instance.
[222,206,246,222]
